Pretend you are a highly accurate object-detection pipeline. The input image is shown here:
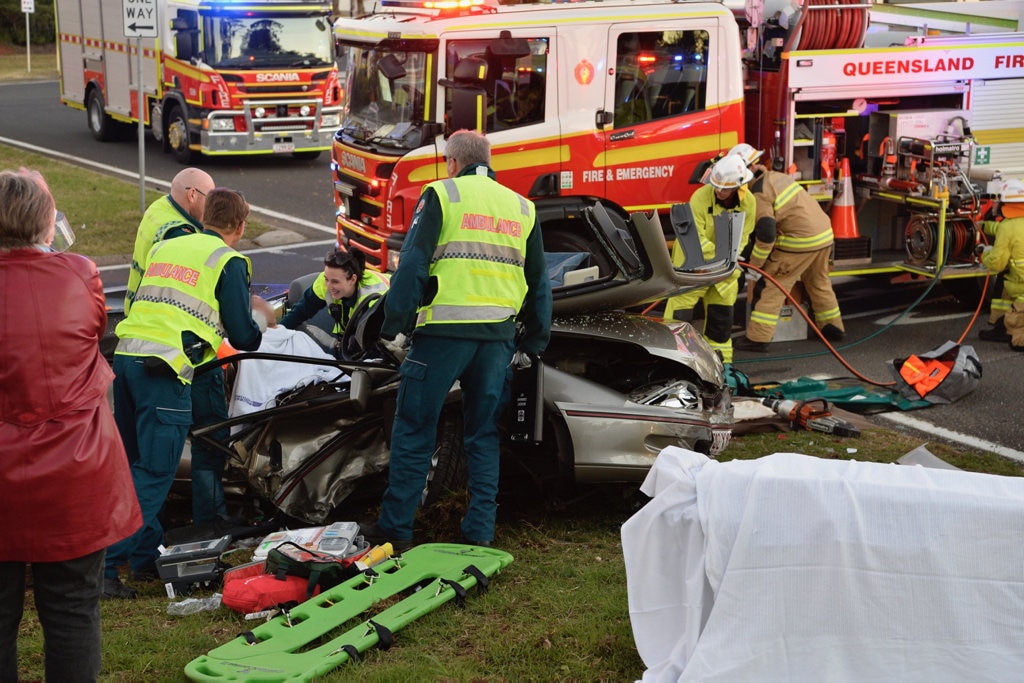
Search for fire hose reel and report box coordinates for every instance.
[904,214,978,265]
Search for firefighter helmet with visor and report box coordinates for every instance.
[727,143,764,168]
[708,155,753,190]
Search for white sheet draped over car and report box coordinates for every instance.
[622,447,1024,682]
[229,326,345,418]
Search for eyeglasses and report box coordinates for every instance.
[187,186,207,198]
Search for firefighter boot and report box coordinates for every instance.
[979,318,1011,342]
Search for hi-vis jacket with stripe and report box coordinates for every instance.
[752,170,834,253]
[417,173,536,327]
[381,163,552,355]
[115,232,252,383]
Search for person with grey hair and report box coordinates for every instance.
[0,168,142,680]
[363,129,552,550]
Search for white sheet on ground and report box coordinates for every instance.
[229,326,345,418]
[622,448,1024,682]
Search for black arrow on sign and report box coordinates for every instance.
[128,23,154,31]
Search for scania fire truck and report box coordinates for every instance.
[331,0,1023,298]
[57,0,343,163]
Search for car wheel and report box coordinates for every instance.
[421,407,466,507]
[87,89,119,142]
[166,104,197,164]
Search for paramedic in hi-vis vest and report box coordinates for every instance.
[977,178,1024,351]
[367,130,552,550]
[664,150,774,363]
[124,167,234,528]
[280,247,390,350]
[103,189,272,599]
[736,149,845,352]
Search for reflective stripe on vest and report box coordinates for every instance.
[417,175,535,327]
[115,234,248,383]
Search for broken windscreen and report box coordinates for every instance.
[338,44,429,152]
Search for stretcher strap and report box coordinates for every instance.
[462,564,489,595]
[439,578,468,607]
[367,619,394,649]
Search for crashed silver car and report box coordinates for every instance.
[192,199,739,523]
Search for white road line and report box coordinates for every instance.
[0,135,338,236]
[877,412,1024,463]
[874,311,974,326]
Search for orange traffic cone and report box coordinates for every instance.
[830,157,861,239]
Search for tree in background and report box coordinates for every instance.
[1,0,55,46]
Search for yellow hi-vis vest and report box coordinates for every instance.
[312,269,391,334]
[126,196,200,313]
[115,233,251,383]
[416,175,536,327]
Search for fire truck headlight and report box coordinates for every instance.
[300,105,311,117]
[209,118,235,131]
[254,107,266,119]
[321,113,340,128]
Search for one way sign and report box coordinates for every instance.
[123,0,158,38]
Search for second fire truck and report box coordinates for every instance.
[57,0,344,162]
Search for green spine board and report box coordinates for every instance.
[185,543,513,682]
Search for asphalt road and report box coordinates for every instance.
[3,79,1021,460]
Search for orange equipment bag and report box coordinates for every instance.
[898,354,953,398]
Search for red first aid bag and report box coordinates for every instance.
[222,573,318,614]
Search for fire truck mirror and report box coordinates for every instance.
[379,54,407,81]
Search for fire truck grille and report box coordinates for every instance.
[238,85,314,95]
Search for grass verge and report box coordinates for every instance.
[0,46,56,82]
[0,145,270,262]
[14,427,1018,680]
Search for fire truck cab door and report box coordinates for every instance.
[601,22,723,212]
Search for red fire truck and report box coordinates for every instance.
[331,0,1022,296]
[57,0,343,163]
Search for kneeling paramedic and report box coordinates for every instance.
[279,247,390,353]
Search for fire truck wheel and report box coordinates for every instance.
[165,104,197,164]
[87,90,119,143]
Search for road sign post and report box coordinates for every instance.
[123,0,157,211]
[22,0,34,73]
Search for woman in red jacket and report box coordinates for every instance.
[0,169,141,681]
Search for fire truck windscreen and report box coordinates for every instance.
[207,16,334,69]
[339,46,430,151]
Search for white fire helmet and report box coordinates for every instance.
[1000,178,1024,203]
[727,143,764,168]
[708,154,754,190]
